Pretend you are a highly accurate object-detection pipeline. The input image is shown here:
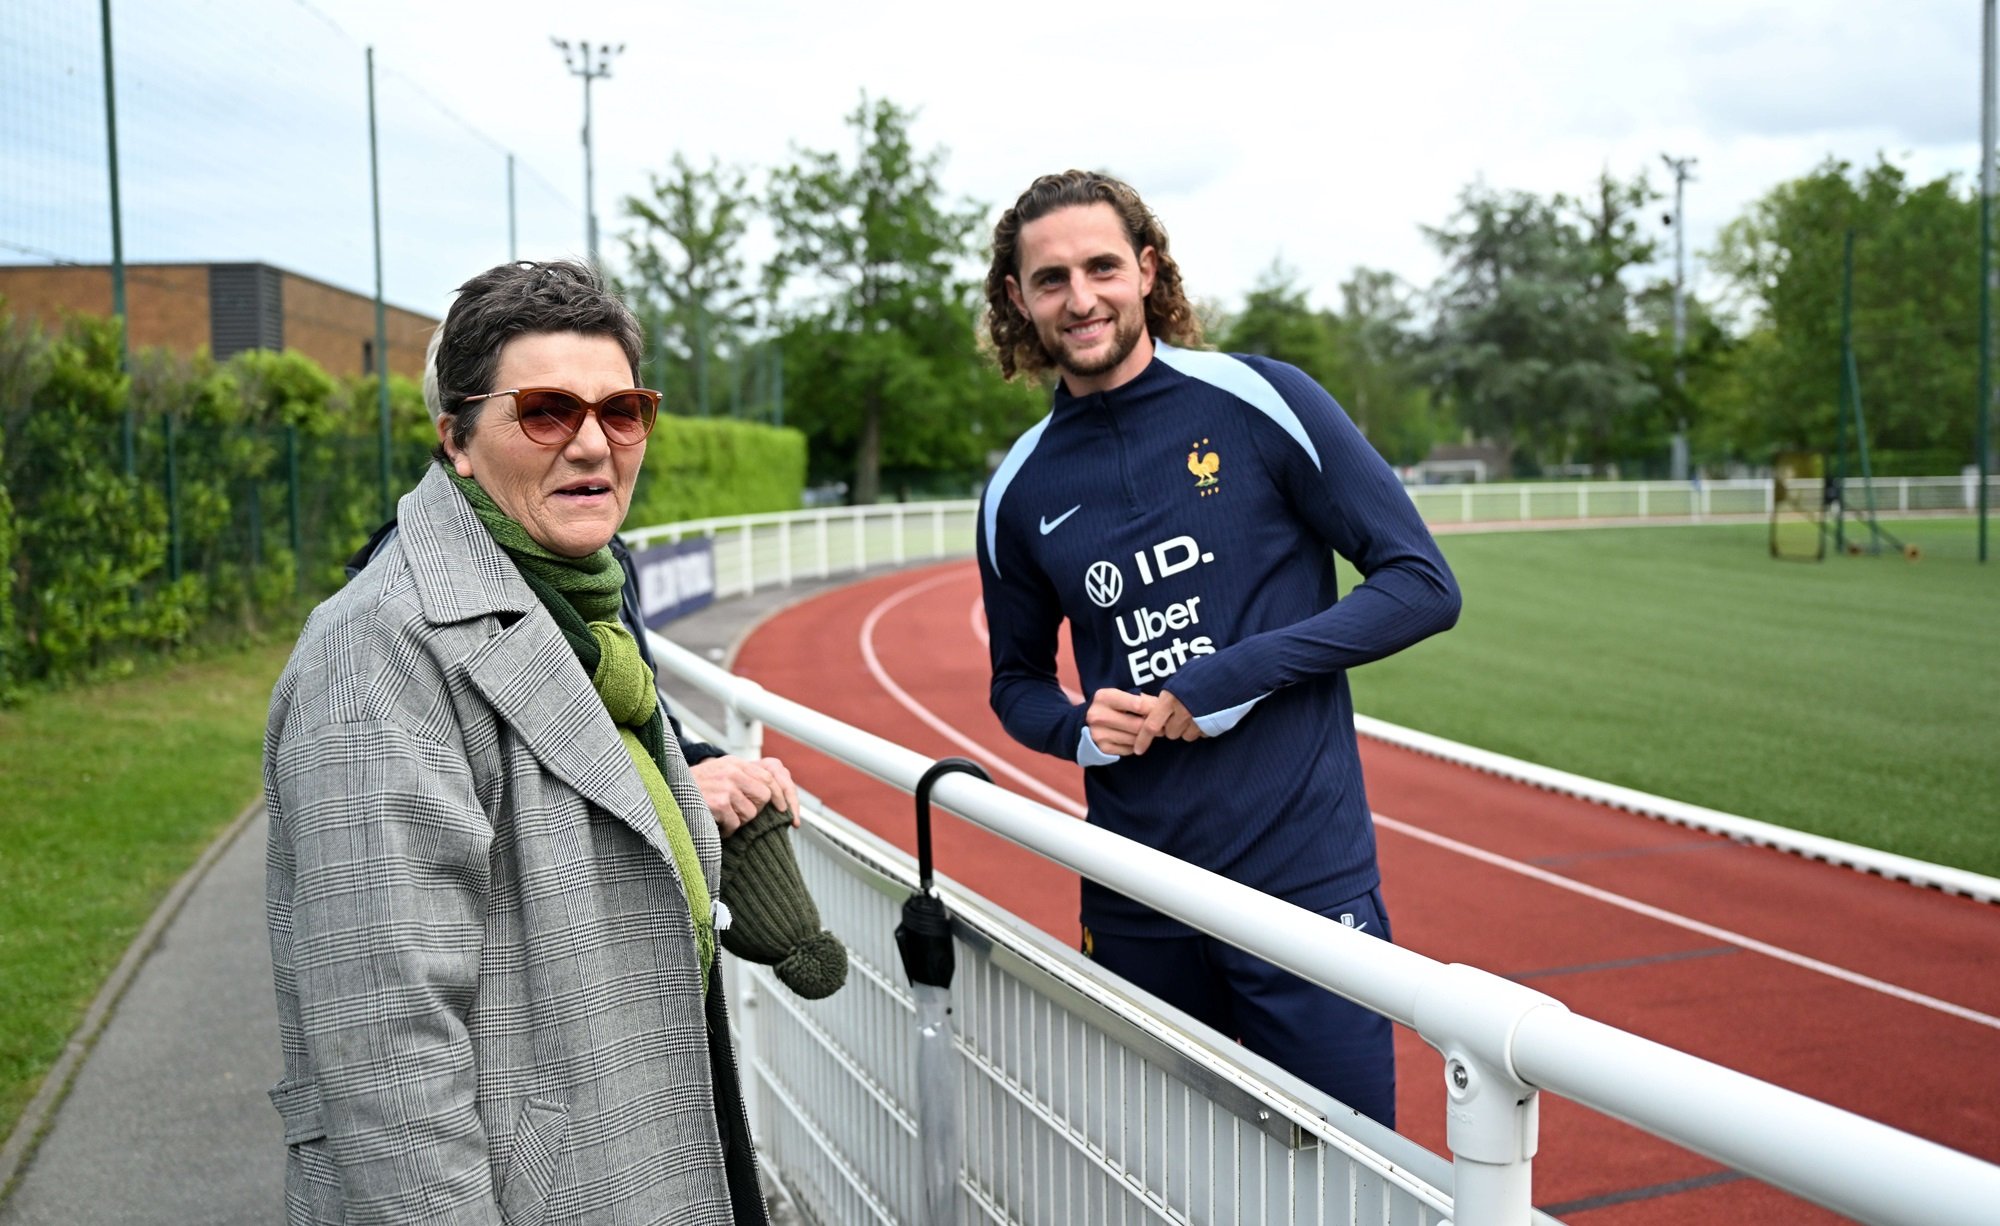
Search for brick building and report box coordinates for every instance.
[0,262,438,380]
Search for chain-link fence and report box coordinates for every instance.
[2,0,582,318]
[0,1,599,697]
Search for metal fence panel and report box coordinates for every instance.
[729,808,1459,1226]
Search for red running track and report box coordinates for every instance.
[726,560,2000,1224]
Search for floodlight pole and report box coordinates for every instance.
[1979,0,1993,562]
[100,0,132,475]
[552,38,623,269]
[1662,154,1697,482]
[367,47,393,525]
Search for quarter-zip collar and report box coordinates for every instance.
[1049,349,1186,517]
[1050,347,1179,419]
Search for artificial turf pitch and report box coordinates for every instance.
[1345,517,1998,878]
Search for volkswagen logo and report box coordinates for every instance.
[1084,560,1123,608]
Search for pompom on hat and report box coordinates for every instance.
[718,804,848,999]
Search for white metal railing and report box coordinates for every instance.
[681,678,1499,1226]
[720,799,1480,1226]
[654,632,2000,1226]
[626,500,977,600]
[624,478,1993,603]
[1401,474,1994,525]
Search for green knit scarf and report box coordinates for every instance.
[445,466,714,991]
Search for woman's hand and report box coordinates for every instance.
[690,755,799,834]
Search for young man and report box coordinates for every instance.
[975,171,1461,1127]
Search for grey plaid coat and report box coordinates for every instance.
[265,466,764,1225]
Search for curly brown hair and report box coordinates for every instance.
[983,170,1204,381]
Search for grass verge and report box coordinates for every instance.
[1348,517,1999,876]
[0,640,294,1147]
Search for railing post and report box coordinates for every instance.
[1414,964,1567,1226]
[724,695,764,760]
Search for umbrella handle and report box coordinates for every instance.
[913,757,991,895]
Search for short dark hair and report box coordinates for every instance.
[983,170,1204,381]
[430,260,644,454]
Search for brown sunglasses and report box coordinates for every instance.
[459,386,662,447]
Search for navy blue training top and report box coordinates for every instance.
[975,343,1460,935]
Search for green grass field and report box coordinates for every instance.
[0,640,294,1147]
[1346,517,2000,876]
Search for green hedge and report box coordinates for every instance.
[1862,448,1971,478]
[0,404,16,702]
[629,414,807,526]
[0,307,805,698]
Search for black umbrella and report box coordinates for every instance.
[895,756,989,1226]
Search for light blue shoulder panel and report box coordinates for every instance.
[1152,342,1322,472]
[981,411,1053,580]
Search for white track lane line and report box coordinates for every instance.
[872,571,2000,1033]
[968,592,1082,703]
[861,571,1086,815]
[1375,814,2000,1031]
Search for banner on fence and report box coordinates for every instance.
[632,536,716,627]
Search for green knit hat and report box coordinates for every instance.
[719,804,848,1000]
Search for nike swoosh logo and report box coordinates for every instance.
[1039,505,1082,535]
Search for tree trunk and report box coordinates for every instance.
[853,392,882,505]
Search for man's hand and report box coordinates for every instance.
[1085,688,1157,757]
[1131,690,1204,756]
[690,755,799,836]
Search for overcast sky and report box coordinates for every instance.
[3,0,1988,322]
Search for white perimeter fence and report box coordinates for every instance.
[625,476,1996,603]
[649,627,2000,1226]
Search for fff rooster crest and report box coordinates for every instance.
[1186,438,1221,497]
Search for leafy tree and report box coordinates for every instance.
[619,154,760,418]
[1326,268,1446,466]
[1628,279,1735,471]
[765,95,1035,502]
[1710,157,1980,469]
[1426,175,1662,474]
[1223,259,1339,383]
[1222,261,1443,466]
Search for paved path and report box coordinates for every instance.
[0,574,853,1224]
[0,805,279,1226]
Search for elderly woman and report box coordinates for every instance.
[264,260,765,1224]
